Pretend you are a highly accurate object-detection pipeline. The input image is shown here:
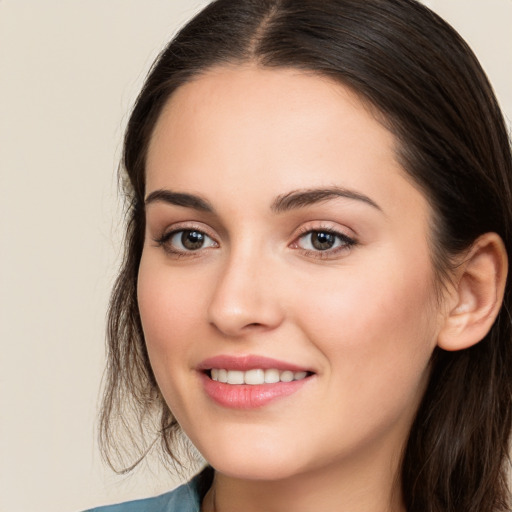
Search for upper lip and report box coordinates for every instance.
[197,355,312,373]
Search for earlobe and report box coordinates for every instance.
[437,232,508,351]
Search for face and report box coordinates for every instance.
[138,65,445,482]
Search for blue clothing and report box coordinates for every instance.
[85,468,213,512]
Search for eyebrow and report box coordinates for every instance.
[144,186,382,214]
[271,187,382,213]
[145,189,214,212]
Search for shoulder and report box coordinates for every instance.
[84,468,213,512]
[84,483,194,512]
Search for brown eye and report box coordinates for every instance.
[311,232,336,250]
[159,229,217,253]
[181,230,206,250]
[296,230,356,253]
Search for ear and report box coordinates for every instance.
[437,232,508,351]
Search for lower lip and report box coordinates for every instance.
[200,373,310,409]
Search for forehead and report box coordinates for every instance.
[149,65,384,155]
[146,64,429,222]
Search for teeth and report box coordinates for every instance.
[210,369,309,385]
[265,368,280,384]
[227,370,244,385]
[245,369,264,385]
[280,370,294,382]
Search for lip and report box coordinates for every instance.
[197,355,314,409]
[198,354,311,372]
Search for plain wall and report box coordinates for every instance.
[0,1,510,511]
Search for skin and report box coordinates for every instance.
[138,65,451,512]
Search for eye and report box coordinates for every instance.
[172,230,215,251]
[155,228,218,254]
[295,229,356,254]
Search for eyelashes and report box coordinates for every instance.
[153,225,357,260]
[153,227,218,257]
[161,229,217,251]
[291,227,357,258]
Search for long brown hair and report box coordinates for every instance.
[100,1,512,510]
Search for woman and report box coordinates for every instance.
[89,0,512,511]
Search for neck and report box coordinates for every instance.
[202,444,406,512]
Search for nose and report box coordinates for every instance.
[207,250,285,337]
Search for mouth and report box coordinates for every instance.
[198,355,315,409]
[207,368,311,385]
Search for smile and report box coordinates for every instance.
[198,355,314,409]
[210,368,309,385]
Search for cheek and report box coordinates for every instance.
[136,255,214,421]
[296,256,436,340]
[293,251,438,406]
[137,256,208,371]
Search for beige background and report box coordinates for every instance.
[0,1,510,511]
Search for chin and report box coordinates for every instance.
[209,456,304,482]
[193,436,308,482]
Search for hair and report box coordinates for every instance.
[99,0,512,510]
